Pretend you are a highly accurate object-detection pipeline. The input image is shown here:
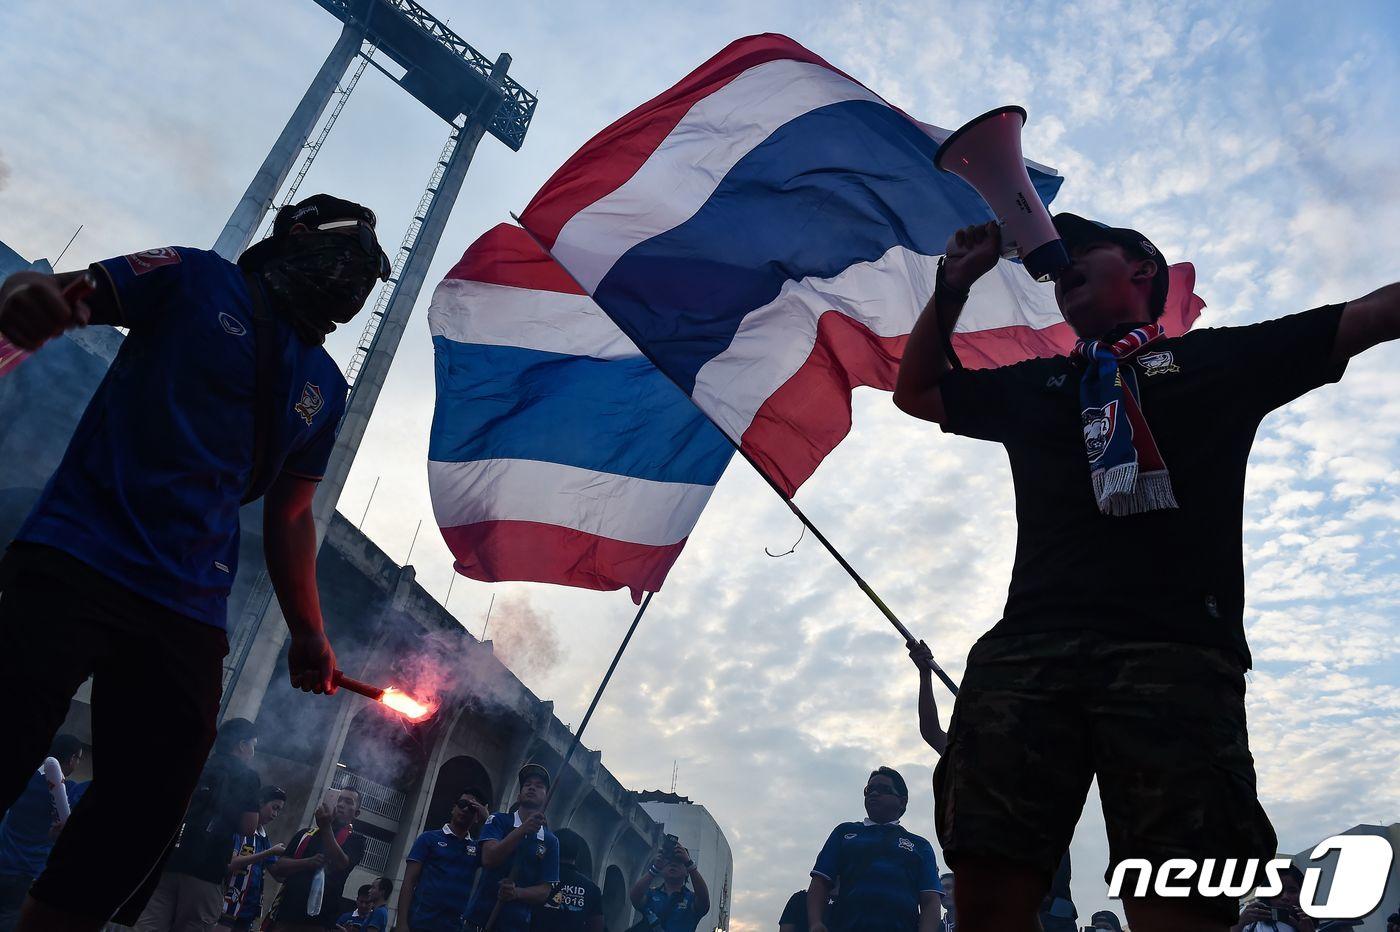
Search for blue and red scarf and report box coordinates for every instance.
[1072,324,1178,515]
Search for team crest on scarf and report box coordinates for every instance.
[1081,401,1119,462]
[1072,325,1179,515]
[294,382,324,425]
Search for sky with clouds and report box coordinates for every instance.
[2,0,1398,926]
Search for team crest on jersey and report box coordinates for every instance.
[294,382,323,425]
[123,247,181,275]
[1138,350,1179,376]
[536,842,547,859]
[1081,401,1119,463]
[897,837,915,852]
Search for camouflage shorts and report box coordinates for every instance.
[932,630,1277,921]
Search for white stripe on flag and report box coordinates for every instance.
[692,252,1063,439]
[427,278,643,361]
[428,458,717,547]
[552,58,889,292]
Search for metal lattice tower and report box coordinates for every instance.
[343,124,457,388]
[215,0,534,720]
[258,43,378,241]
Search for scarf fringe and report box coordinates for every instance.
[1092,466,1179,516]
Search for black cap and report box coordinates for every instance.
[240,193,382,268]
[274,194,378,238]
[1052,212,1170,318]
[518,762,551,790]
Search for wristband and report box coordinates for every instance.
[935,256,970,304]
[648,865,661,877]
[685,860,696,872]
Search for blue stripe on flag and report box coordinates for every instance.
[593,99,1063,393]
[428,336,733,484]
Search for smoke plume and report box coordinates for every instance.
[485,594,562,681]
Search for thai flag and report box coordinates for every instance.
[427,224,733,600]
[429,33,1204,598]
[516,33,1202,495]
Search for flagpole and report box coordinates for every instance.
[510,214,958,697]
[483,592,657,932]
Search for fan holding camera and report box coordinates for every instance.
[1229,866,1316,932]
[627,834,710,932]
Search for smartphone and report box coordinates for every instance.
[321,787,342,812]
[663,834,679,859]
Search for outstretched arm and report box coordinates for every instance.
[0,269,118,349]
[1333,282,1400,364]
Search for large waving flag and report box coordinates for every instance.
[517,33,1202,494]
[428,224,733,599]
[429,33,1204,598]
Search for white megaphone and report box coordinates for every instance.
[934,106,1070,283]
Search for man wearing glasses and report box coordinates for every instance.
[808,768,943,932]
[0,193,390,930]
[397,787,490,932]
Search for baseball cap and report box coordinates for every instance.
[518,762,551,790]
[1052,212,1170,319]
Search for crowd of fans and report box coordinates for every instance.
[4,677,1393,932]
[3,656,1391,932]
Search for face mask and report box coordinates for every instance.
[258,232,381,344]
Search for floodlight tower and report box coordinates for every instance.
[217,0,536,720]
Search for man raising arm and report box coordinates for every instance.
[895,208,1399,932]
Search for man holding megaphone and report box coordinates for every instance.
[894,206,1400,932]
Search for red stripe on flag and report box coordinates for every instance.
[740,312,905,496]
[519,34,858,250]
[444,223,586,295]
[736,263,1205,496]
[440,520,685,602]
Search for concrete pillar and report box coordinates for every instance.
[213,23,364,261]
[220,57,511,724]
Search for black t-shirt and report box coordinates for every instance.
[271,826,367,926]
[780,890,836,932]
[166,751,261,883]
[939,306,1347,666]
[534,864,604,932]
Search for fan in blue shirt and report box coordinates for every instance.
[336,884,389,932]
[628,837,711,932]
[809,768,942,932]
[400,787,489,932]
[0,193,390,927]
[0,736,83,927]
[222,785,288,929]
[465,764,560,932]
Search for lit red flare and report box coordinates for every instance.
[332,669,435,722]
